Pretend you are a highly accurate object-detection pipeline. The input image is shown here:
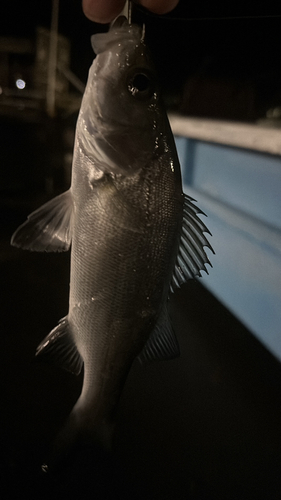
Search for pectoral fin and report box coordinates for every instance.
[11,189,73,252]
[170,194,214,292]
[138,306,179,364]
[36,317,83,376]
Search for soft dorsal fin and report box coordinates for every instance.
[36,317,83,376]
[170,194,214,293]
[138,306,179,364]
[11,190,73,252]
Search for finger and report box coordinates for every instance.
[137,0,179,14]
[82,0,126,23]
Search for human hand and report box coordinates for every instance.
[82,0,179,24]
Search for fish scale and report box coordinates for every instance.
[11,16,213,467]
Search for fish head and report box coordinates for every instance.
[77,16,165,175]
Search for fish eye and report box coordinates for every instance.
[127,71,155,100]
[131,73,150,92]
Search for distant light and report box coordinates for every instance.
[0,86,2,95]
[16,79,26,90]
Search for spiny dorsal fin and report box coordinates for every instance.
[11,190,73,252]
[138,306,179,364]
[170,194,214,293]
[36,317,83,376]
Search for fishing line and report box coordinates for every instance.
[128,0,132,24]
[134,6,281,22]
[141,23,146,41]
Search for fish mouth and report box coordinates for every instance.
[91,17,142,56]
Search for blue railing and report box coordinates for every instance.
[171,116,281,362]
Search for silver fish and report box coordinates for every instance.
[11,17,213,464]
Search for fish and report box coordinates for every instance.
[11,16,213,467]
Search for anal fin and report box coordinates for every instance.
[138,306,179,364]
[36,317,83,376]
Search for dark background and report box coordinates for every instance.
[1,0,281,118]
[1,2,281,499]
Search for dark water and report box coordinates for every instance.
[1,195,281,500]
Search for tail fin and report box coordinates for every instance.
[42,410,81,472]
[42,405,116,472]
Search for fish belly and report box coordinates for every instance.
[67,158,181,428]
